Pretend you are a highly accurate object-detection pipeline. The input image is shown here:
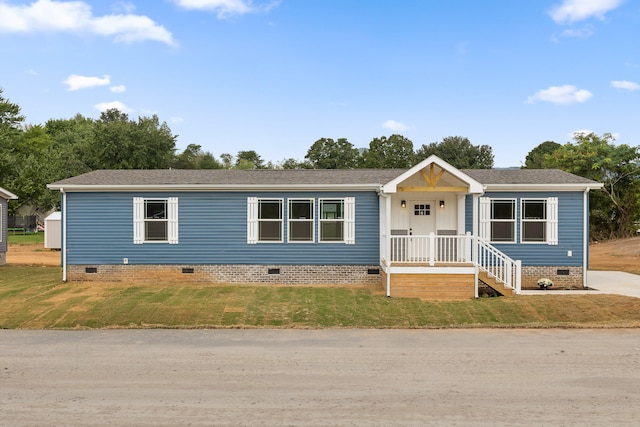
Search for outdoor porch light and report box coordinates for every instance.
[439,200,445,208]
[401,200,406,208]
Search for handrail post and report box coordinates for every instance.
[429,232,435,266]
[515,260,522,294]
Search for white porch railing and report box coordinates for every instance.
[386,233,521,294]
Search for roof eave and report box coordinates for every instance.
[0,188,18,200]
[483,183,604,191]
[46,183,384,192]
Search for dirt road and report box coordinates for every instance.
[1,329,639,426]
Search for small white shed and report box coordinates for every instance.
[44,212,62,249]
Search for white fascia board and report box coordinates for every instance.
[0,187,18,200]
[46,183,383,192]
[482,183,604,192]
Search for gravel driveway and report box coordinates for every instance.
[2,329,639,426]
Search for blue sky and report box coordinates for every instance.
[1,0,639,167]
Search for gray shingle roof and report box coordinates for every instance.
[49,169,405,187]
[462,169,598,185]
[48,167,600,188]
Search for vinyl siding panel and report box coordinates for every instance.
[65,191,380,266]
[467,191,584,267]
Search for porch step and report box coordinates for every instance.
[478,271,515,297]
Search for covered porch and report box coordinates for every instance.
[378,156,521,299]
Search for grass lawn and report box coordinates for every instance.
[1,265,640,329]
[6,231,44,245]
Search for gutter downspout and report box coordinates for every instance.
[379,190,392,297]
[583,187,589,289]
[61,188,67,282]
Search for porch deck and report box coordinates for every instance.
[381,233,521,299]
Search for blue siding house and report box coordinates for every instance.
[1,186,18,265]
[48,156,603,299]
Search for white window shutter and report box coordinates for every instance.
[247,197,258,244]
[133,197,144,244]
[547,197,558,245]
[479,197,490,240]
[344,197,356,245]
[168,197,179,244]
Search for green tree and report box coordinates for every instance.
[278,158,313,169]
[305,138,360,169]
[544,132,640,240]
[90,109,176,170]
[198,152,223,169]
[173,144,204,169]
[360,134,415,168]
[0,88,25,186]
[523,141,562,169]
[235,150,264,169]
[415,136,494,169]
[220,153,233,169]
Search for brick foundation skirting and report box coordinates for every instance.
[67,264,384,286]
[521,265,584,289]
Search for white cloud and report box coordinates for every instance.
[63,74,111,91]
[0,0,175,46]
[383,120,408,131]
[172,0,279,18]
[110,85,127,93]
[611,80,640,90]
[527,85,593,105]
[550,0,623,24]
[112,1,137,14]
[26,69,38,75]
[94,101,132,113]
[560,26,594,38]
[171,117,185,124]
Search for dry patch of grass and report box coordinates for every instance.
[590,236,640,275]
[1,265,640,329]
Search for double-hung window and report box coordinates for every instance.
[288,199,314,242]
[319,198,355,244]
[319,199,344,242]
[490,199,516,243]
[247,198,283,243]
[521,198,558,245]
[521,199,546,243]
[480,196,558,245]
[248,197,355,244]
[133,198,179,244]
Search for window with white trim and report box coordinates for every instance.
[491,199,516,242]
[133,197,179,244]
[320,199,344,242]
[0,203,3,243]
[479,196,558,245]
[257,199,283,242]
[521,198,558,245]
[288,199,314,242]
[248,197,354,245]
[521,199,546,242]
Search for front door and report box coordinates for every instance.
[407,200,436,262]
[409,200,436,236]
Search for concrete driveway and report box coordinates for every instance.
[521,270,640,298]
[587,270,640,298]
